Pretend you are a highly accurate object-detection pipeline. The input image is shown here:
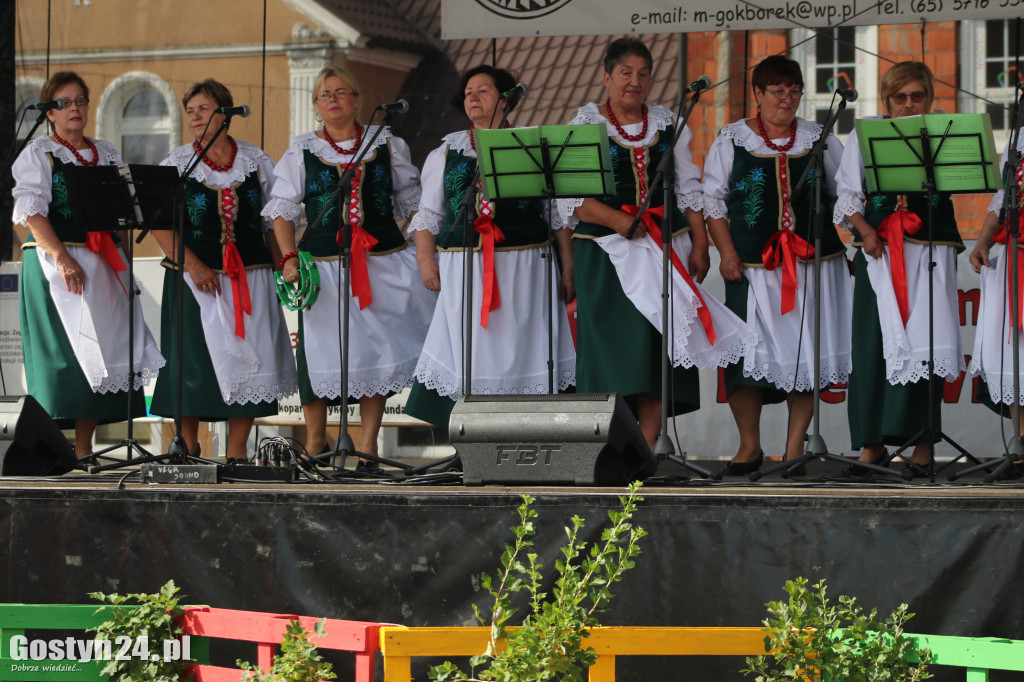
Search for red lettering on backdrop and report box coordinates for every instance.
[959,288,980,327]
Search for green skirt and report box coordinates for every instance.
[19,248,145,427]
[150,270,277,420]
[572,237,698,416]
[403,379,456,429]
[846,252,939,448]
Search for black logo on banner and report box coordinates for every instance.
[474,0,573,20]
[496,444,561,465]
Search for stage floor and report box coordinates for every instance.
[2,454,1023,681]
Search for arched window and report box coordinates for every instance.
[96,72,179,164]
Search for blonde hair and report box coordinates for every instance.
[312,66,361,122]
[880,62,934,115]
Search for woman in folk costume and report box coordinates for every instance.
[561,37,756,453]
[969,124,1024,464]
[151,79,297,463]
[13,71,164,456]
[704,55,851,476]
[267,66,435,471]
[404,64,577,428]
[835,62,964,477]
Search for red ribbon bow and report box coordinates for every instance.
[336,224,379,310]
[621,205,716,345]
[474,214,506,329]
[85,232,127,296]
[761,229,815,315]
[222,241,252,338]
[992,221,1024,332]
[876,203,923,327]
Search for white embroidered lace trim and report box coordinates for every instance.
[677,191,703,215]
[716,118,823,155]
[571,102,675,139]
[166,140,263,185]
[409,208,443,235]
[41,137,121,167]
[224,377,299,406]
[443,131,475,157]
[970,355,1024,405]
[884,352,964,386]
[93,367,163,395]
[262,198,301,222]
[743,359,852,393]
[558,197,585,230]
[294,127,391,156]
[310,371,415,401]
[394,183,421,218]
[703,197,728,221]
[414,364,576,399]
[832,192,865,229]
[13,195,51,224]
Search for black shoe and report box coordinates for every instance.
[719,451,763,477]
[225,457,247,466]
[902,460,931,479]
[356,459,382,474]
[841,449,890,477]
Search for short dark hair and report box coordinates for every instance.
[182,79,233,111]
[40,71,89,103]
[451,64,519,113]
[603,38,653,75]
[751,55,804,92]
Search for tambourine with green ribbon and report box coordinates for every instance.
[275,251,321,311]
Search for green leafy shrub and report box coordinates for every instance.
[238,617,337,682]
[742,577,931,682]
[430,481,646,682]
[88,580,191,682]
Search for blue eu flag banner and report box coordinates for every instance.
[0,274,17,293]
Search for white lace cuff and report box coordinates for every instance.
[557,197,584,230]
[13,195,49,226]
[677,190,703,215]
[703,196,728,220]
[832,192,864,229]
[262,198,301,223]
[409,209,443,235]
[988,190,1005,215]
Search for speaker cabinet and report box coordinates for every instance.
[0,395,77,476]
[450,393,656,486]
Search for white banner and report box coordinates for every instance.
[443,0,1022,39]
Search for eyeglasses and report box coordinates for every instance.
[58,96,90,108]
[316,89,355,101]
[889,91,927,104]
[764,88,803,101]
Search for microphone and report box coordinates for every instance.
[501,83,529,100]
[684,76,713,94]
[216,105,251,117]
[377,99,410,114]
[27,99,66,112]
[835,88,858,102]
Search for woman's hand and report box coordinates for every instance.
[688,243,711,283]
[188,261,221,296]
[56,251,86,294]
[281,258,300,285]
[969,243,991,273]
[418,256,440,292]
[611,210,646,240]
[719,251,744,282]
[559,266,575,303]
[861,229,884,259]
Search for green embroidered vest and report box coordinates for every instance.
[168,171,270,270]
[725,144,844,265]
[33,154,90,245]
[573,127,688,239]
[859,192,963,250]
[300,144,406,258]
[437,146,549,250]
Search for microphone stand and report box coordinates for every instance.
[622,86,711,480]
[751,93,852,480]
[300,109,411,476]
[952,83,1024,482]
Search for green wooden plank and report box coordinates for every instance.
[905,634,1024,672]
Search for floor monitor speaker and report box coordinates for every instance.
[0,395,77,476]
[450,393,655,486]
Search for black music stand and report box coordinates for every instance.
[476,123,615,391]
[855,113,1000,481]
[63,163,178,470]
